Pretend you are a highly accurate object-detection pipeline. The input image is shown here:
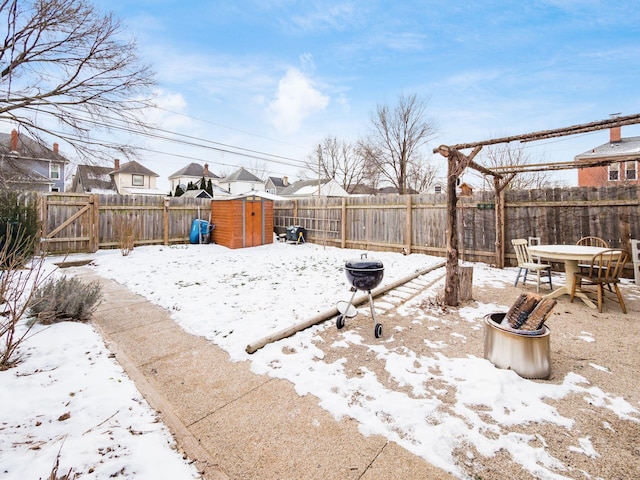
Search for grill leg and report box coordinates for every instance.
[367,290,377,322]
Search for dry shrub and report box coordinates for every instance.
[113,214,137,256]
[419,293,448,314]
[0,228,51,370]
[29,276,102,325]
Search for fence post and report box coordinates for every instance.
[405,195,412,254]
[90,194,99,252]
[341,197,346,249]
[163,197,170,246]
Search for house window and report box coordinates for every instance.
[625,161,637,181]
[50,186,60,192]
[434,185,442,194]
[50,163,60,180]
[132,174,144,186]
[608,163,620,181]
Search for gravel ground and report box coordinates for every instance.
[310,271,640,479]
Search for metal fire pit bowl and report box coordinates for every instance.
[483,312,551,379]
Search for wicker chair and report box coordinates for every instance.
[570,249,629,313]
[511,239,553,293]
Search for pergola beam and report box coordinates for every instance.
[448,112,640,151]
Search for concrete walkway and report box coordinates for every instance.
[79,270,455,480]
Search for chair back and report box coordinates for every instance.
[585,249,629,282]
[511,239,532,265]
[577,236,608,248]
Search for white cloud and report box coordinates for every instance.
[267,67,329,134]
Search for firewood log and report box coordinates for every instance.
[505,293,541,329]
[519,298,556,331]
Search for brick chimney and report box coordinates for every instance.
[53,143,59,154]
[114,158,120,170]
[10,129,18,152]
[283,175,289,187]
[610,113,621,143]
[610,126,621,143]
[204,163,209,176]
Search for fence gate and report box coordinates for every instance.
[40,194,98,254]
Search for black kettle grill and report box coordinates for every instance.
[336,253,385,338]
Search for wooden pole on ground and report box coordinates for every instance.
[245,260,446,354]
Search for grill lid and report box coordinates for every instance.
[345,253,383,272]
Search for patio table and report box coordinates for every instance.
[527,244,611,309]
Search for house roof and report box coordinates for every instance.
[279,178,329,196]
[267,176,286,188]
[0,157,51,186]
[169,162,219,179]
[0,131,68,163]
[73,165,118,193]
[575,135,640,161]
[279,178,349,197]
[221,167,262,183]
[111,160,158,177]
[182,189,212,198]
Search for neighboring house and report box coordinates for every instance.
[575,125,640,187]
[110,159,166,195]
[219,167,265,195]
[265,175,290,195]
[73,159,165,195]
[168,162,219,194]
[279,178,349,197]
[0,129,68,192]
[71,165,118,194]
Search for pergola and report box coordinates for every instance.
[433,112,640,306]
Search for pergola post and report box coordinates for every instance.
[436,145,482,306]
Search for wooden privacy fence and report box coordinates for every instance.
[273,185,640,268]
[39,193,211,254]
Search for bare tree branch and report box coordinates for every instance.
[306,136,369,192]
[361,93,437,194]
[0,0,155,161]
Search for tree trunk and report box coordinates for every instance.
[445,165,459,306]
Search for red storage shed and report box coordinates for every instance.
[210,193,274,249]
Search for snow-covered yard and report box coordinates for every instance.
[1,241,639,479]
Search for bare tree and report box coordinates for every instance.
[306,136,369,192]
[406,156,438,193]
[479,144,557,189]
[246,160,268,181]
[0,0,155,160]
[360,93,437,194]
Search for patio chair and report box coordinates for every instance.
[576,236,608,247]
[576,236,611,289]
[570,249,629,314]
[511,239,553,293]
[631,239,640,285]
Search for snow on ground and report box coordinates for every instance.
[1,241,638,479]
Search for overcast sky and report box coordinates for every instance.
[93,0,640,189]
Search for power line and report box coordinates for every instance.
[23,105,310,169]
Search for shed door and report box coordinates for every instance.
[245,199,263,247]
